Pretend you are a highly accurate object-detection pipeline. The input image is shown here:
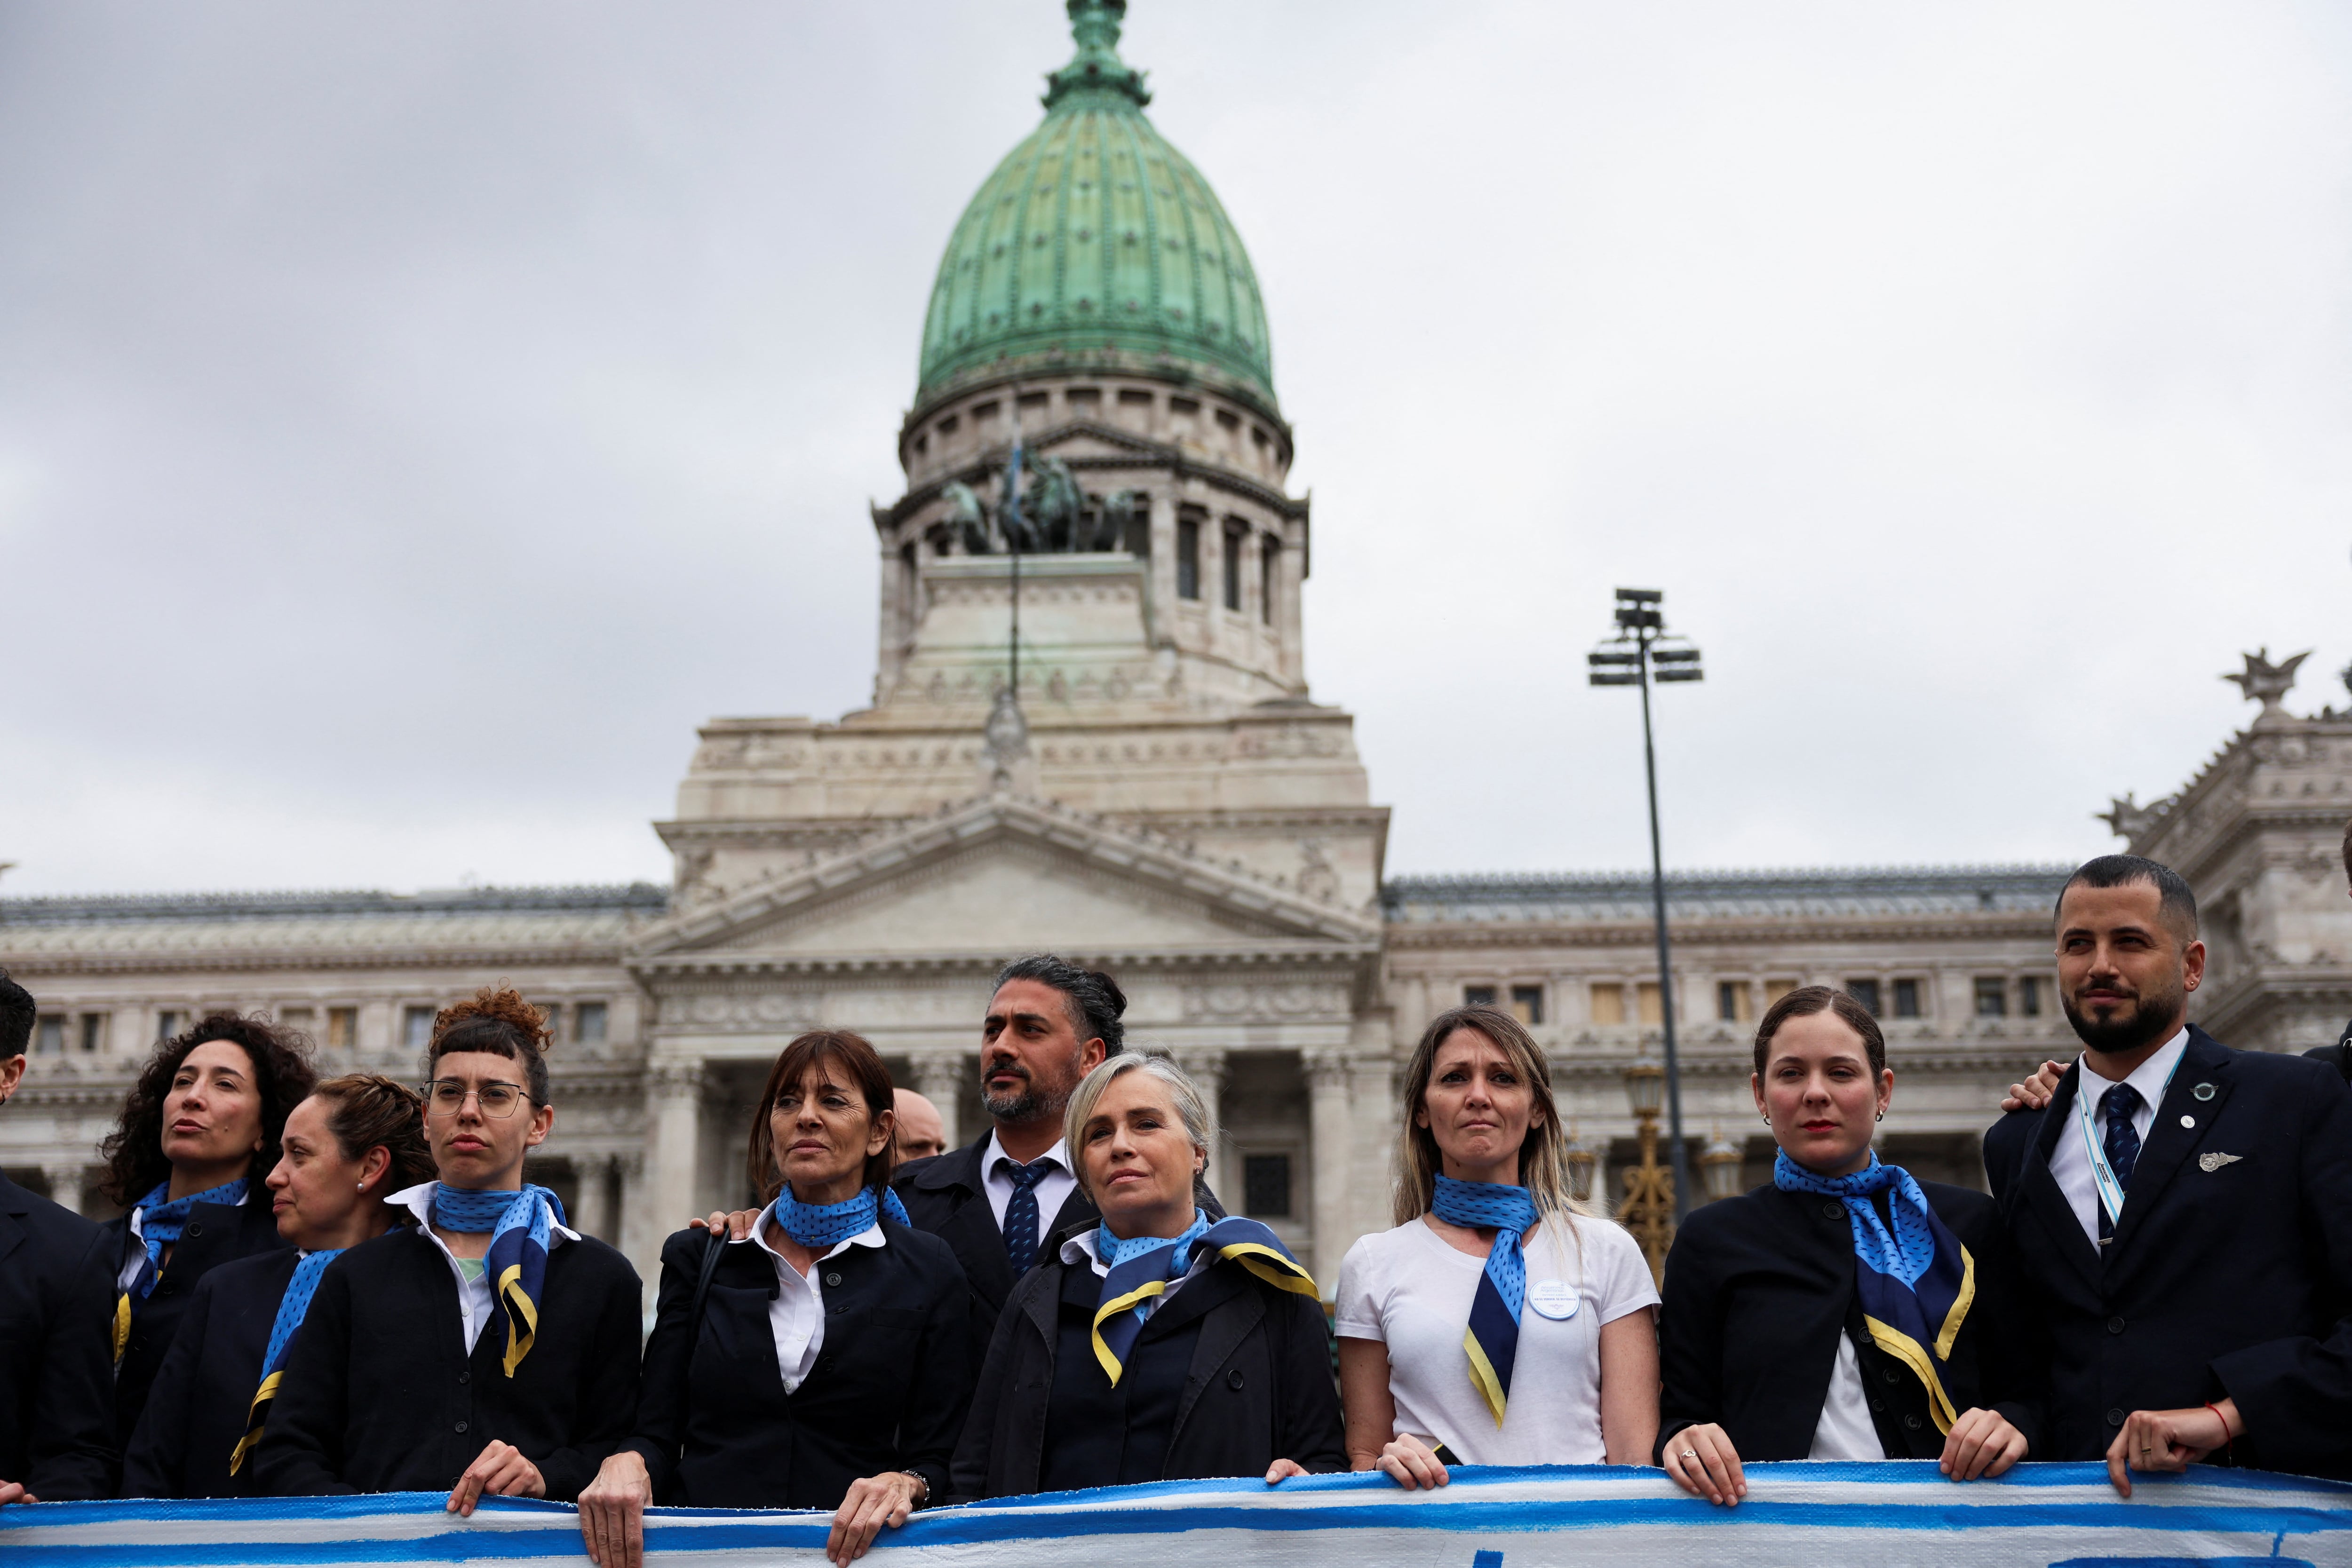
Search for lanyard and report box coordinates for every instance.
[2074,1042,2182,1231]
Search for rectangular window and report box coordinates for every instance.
[327,1007,358,1049]
[2019,976,2042,1018]
[1117,387,1155,406]
[1243,1153,1292,1218]
[1636,981,1663,1026]
[1463,985,1497,1007]
[970,400,998,422]
[1222,522,1245,610]
[1176,517,1201,600]
[1892,978,1921,1019]
[155,1009,183,1042]
[1168,395,1201,416]
[402,1006,436,1051]
[78,1013,105,1053]
[1065,386,1100,406]
[1016,391,1048,412]
[1590,983,1627,1025]
[1717,982,1753,1023]
[537,1003,562,1038]
[935,414,959,436]
[912,434,927,457]
[1214,408,1241,431]
[1764,979,1797,1007]
[1847,979,1882,1017]
[575,1002,609,1044]
[35,1016,64,1054]
[1974,977,2008,1018]
[1510,985,1544,1027]
[1260,536,1279,624]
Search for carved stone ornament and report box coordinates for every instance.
[2224,648,2310,716]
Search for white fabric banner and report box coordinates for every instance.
[7,1463,2350,1567]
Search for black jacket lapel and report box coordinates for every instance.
[2019,1066,2104,1301]
[2107,1028,2236,1275]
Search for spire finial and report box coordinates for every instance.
[1045,0,1150,109]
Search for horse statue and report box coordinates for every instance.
[938,481,992,555]
[1093,488,1147,552]
[1025,456,1087,551]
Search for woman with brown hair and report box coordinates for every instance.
[578,1030,970,1568]
[1657,986,2041,1506]
[253,989,642,1513]
[121,1075,432,1498]
[98,1014,318,1452]
[1335,1004,1659,1486]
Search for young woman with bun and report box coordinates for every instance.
[121,1075,432,1498]
[253,989,642,1512]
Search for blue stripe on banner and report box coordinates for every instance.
[1472,1552,1505,1568]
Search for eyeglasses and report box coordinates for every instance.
[421,1079,532,1118]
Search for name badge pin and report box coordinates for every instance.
[2180,1115,2195,1129]
[1527,1280,1579,1321]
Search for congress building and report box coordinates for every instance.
[6,3,2347,1300]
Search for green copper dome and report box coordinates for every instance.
[914,1,1277,413]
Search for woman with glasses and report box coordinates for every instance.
[253,989,642,1512]
[577,1031,972,1568]
[1657,987,2041,1507]
[122,1075,433,1498]
[97,1014,318,1457]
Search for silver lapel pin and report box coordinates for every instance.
[2198,1152,2242,1173]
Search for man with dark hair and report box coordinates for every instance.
[890,956,1129,1327]
[0,968,121,1502]
[1984,856,2352,1489]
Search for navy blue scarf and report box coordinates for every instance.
[114,1177,248,1363]
[1431,1175,1540,1425]
[1089,1215,1314,1386]
[228,1247,346,1474]
[433,1184,566,1378]
[769,1183,911,1249]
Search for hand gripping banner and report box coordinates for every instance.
[7,1463,2350,1567]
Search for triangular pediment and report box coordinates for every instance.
[630,795,1377,969]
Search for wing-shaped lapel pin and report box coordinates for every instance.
[2197,1152,2243,1173]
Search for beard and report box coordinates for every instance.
[2060,975,2187,1057]
[980,1054,1080,1125]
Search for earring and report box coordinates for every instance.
[1875,1111,1884,1122]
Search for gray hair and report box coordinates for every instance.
[1061,1053,1215,1204]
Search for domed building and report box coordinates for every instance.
[5,2,2341,1297]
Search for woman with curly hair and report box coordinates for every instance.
[253,988,640,1513]
[121,1075,433,1499]
[99,1014,318,1453]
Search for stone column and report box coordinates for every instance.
[572,1154,615,1243]
[614,1152,655,1318]
[42,1164,85,1217]
[912,1053,967,1154]
[1304,1048,1352,1294]
[648,1060,708,1245]
[1174,1047,1231,1205]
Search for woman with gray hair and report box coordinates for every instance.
[948,1053,1343,1499]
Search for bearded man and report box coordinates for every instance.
[1983,855,2352,1490]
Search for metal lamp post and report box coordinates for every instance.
[1589,586,1703,1223]
[1699,1132,1745,1204]
[1621,1057,1672,1284]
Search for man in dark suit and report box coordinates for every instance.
[1984,855,2352,1492]
[0,968,120,1503]
[890,956,1126,1326]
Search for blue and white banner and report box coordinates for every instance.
[8,1464,2350,1566]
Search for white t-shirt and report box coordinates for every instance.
[1335,1212,1659,1465]
[1807,1332,1886,1460]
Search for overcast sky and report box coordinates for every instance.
[3,1,2348,895]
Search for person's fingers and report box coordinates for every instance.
[623,1492,646,1568]
[1696,1432,1739,1506]
[2105,1427,2133,1498]
[579,1502,603,1567]
[0,1481,27,1508]
[1264,1458,1307,1484]
[448,1471,482,1516]
[729,1208,757,1242]
[1377,1452,1419,1490]
[1663,1448,1700,1497]
[1985,1427,2027,1479]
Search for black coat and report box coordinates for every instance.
[251,1227,642,1501]
[623,1218,974,1511]
[0,1172,117,1499]
[121,1249,297,1499]
[950,1227,1344,1501]
[104,1196,290,1449]
[1983,1025,2352,1474]
[891,1136,1102,1329]
[1657,1179,2045,1463]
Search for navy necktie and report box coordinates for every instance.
[2098,1083,2144,1242]
[996,1156,1057,1276]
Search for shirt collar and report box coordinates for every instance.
[2079,1025,2191,1107]
[1059,1224,1214,1281]
[741,1213,885,1263]
[985,1129,1070,1180]
[389,1181,579,1244]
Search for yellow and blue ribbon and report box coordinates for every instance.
[1089,1216,1315,1386]
[1773,1150,1975,1434]
[1431,1175,1538,1426]
[228,1247,345,1475]
[434,1184,564,1378]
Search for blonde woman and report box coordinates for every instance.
[1335,1005,1659,1485]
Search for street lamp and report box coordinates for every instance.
[1563,1129,1596,1205]
[1589,586,1703,1222]
[1620,1057,1673,1284]
[1699,1132,1745,1204]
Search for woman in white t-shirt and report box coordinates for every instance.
[1335,1004,1659,1486]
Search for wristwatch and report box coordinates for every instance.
[900,1470,930,1508]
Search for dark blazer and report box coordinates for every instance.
[0,1172,117,1499]
[251,1227,642,1501]
[1657,1179,2044,1464]
[121,1249,297,1499]
[1984,1025,2352,1474]
[105,1196,290,1448]
[624,1217,973,1510]
[892,1135,1102,1328]
[950,1225,1344,1501]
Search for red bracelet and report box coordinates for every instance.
[2203,1402,2234,1462]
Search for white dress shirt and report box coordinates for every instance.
[981,1129,1078,1257]
[2049,1027,2189,1246]
[118,1184,252,1293]
[740,1212,886,1394]
[393,1182,579,1355]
